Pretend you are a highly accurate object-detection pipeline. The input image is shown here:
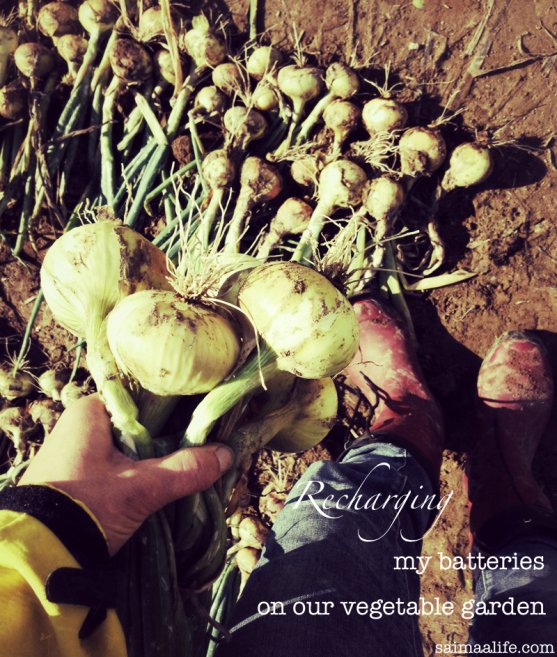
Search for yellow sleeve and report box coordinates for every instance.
[0,485,127,657]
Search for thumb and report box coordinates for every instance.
[134,444,234,512]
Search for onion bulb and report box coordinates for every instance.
[276,65,324,152]
[224,157,282,253]
[182,15,226,69]
[291,156,320,187]
[38,368,67,401]
[399,126,446,177]
[38,2,80,40]
[323,99,361,153]
[212,62,244,95]
[0,365,35,401]
[138,6,166,42]
[0,26,18,87]
[246,45,282,80]
[194,85,226,115]
[56,34,88,79]
[441,142,493,191]
[236,546,261,589]
[30,399,62,435]
[106,290,240,396]
[0,82,28,121]
[362,97,408,136]
[257,197,313,259]
[79,0,118,36]
[223,106,268,151]
[110,38,153,84]
[14,43,55,80]
[60,381,89,408]
[238,262,359,378]
[199,149,236,248]
[252,81,279,111]
[155,49,176,85]
[0,407,33,460]
[365,177,405,271]
[293,159,367,262]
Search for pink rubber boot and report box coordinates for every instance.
[468,331,556,550]
[343,298,444,483]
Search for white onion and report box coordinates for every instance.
[246,45,282,80]
[399,126,447,177]
[106,290,240,396]
[362,97,407,136]
[441,142,493,191]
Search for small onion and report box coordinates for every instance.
[277,65,324,109]
[212,62,244,95]
[224,157,282,252]
[138,6,165,42]
[365,176,405,221]
[0,365,35,401]
[291,156,320,187]
[155,49,176,85]
[106,290,241,396]
[56,34,88,77]
[238,516,269,549]
[323,99,361,151]
[223,106,268,150]
[60,381,89,408]
[441,142,493,191]
[325,62,359,99]
[0,406,33,456]
[38,368,67,401]
[246,45,282,80]
[38,2,80,39]
[0,27,18,86]
[252,81,279,111]
[79,0,118,36]
[238,262,359,378]
[182,15,226,69]
[0,82,28,121]
[257,197,313,259]
[202,148,236,190]
[195,85,226,115]
[30,398,62,435]
[399,126,447,177]
[362,97,407,136]
[110,38,153,84]
[14,43,55,80]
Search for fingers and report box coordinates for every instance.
[134,444,234,513]
[49,394,112,447]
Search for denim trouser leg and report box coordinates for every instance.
[216,442,433,657]
[469,535,557,647]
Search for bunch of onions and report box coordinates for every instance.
[184,261,359,446]
[224,157,282,253]
[441,142,493,191]
[296,62,359,144]
[292,159,367,263]
[275,65,324,153]
[399,126,447,178]
[0,25,18,87]
[40,221,171,455]
[256,197,313,259]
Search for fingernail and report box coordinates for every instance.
[215,445,234,473]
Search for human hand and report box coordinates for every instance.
[19,395,233,555]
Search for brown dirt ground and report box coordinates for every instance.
[1,0,557,654]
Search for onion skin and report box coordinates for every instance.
[106,290,241,396]
[238,262,359,378]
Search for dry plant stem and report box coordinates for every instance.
[100,77,121,207]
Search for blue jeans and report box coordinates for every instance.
[217,442,557,656]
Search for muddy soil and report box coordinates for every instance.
[1,0,556,654]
